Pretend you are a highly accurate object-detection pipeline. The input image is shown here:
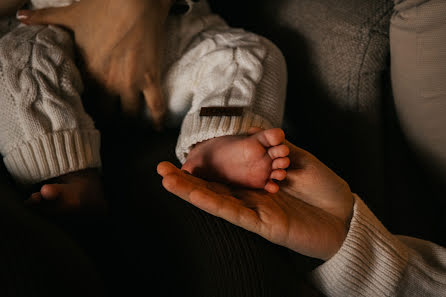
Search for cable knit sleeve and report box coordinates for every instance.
[310,195,446,297]
[165,14,287,164]
[0,24,101,184]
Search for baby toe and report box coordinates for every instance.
[272,157,290,170]
[268,144,290,159]
[253,128,285,148]
[270,169,287,181]
[40,184,63,200]
[264,180,279,193]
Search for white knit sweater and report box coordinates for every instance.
[0,0,287,183]
[311,194,446,297]
[0,21,101,184]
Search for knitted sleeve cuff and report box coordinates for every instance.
[175,110,273,164]
[3,129,101,184]
[310,194,409,297]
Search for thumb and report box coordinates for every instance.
[157,161,179,177]
[17,5,77,28]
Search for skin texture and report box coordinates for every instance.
[182,128,290,193]
[17,0,174,126]
[158,137,354,260]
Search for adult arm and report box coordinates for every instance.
[157,141,446,296]
[311,195,446,297]
[16,0,174,125]
[158,141,354,261]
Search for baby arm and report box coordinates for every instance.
[167,25,287,162]
[0,24,103,213]
[165,13,288,191]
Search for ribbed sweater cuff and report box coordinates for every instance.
[3,129,101,184]
[310,195,409,297]
[176,110,273,163]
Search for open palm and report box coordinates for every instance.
[158,141,354,260]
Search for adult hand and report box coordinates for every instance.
[157,141,354,260]
[17,0,173,126]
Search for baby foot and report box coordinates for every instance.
[182,127,290,193]
[25,169,106,215]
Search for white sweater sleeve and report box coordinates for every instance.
[0,24,101,184]
[165,14,287,163]
[310,195,446,297]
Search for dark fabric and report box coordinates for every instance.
[0,16,107,297]
[209,0,445,246]
[0,122,316,297]
[1,1,388,296]
[209,0,393,229]
[0,17,18,38]
[99,119,319,297]
[0,166,105,297]
[3,0,444,296]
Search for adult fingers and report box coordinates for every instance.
[158,161,209,188]
[17,4,78,28]
[161,171,206,204]
[190,188,261,234]
[157,161,180,177]
[159,162,264,234]
[142,73,165,129]
[162,171,261,234]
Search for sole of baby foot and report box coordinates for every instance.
[26,169,107,216]
[238,127,290,192]
[182,128,290,193]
